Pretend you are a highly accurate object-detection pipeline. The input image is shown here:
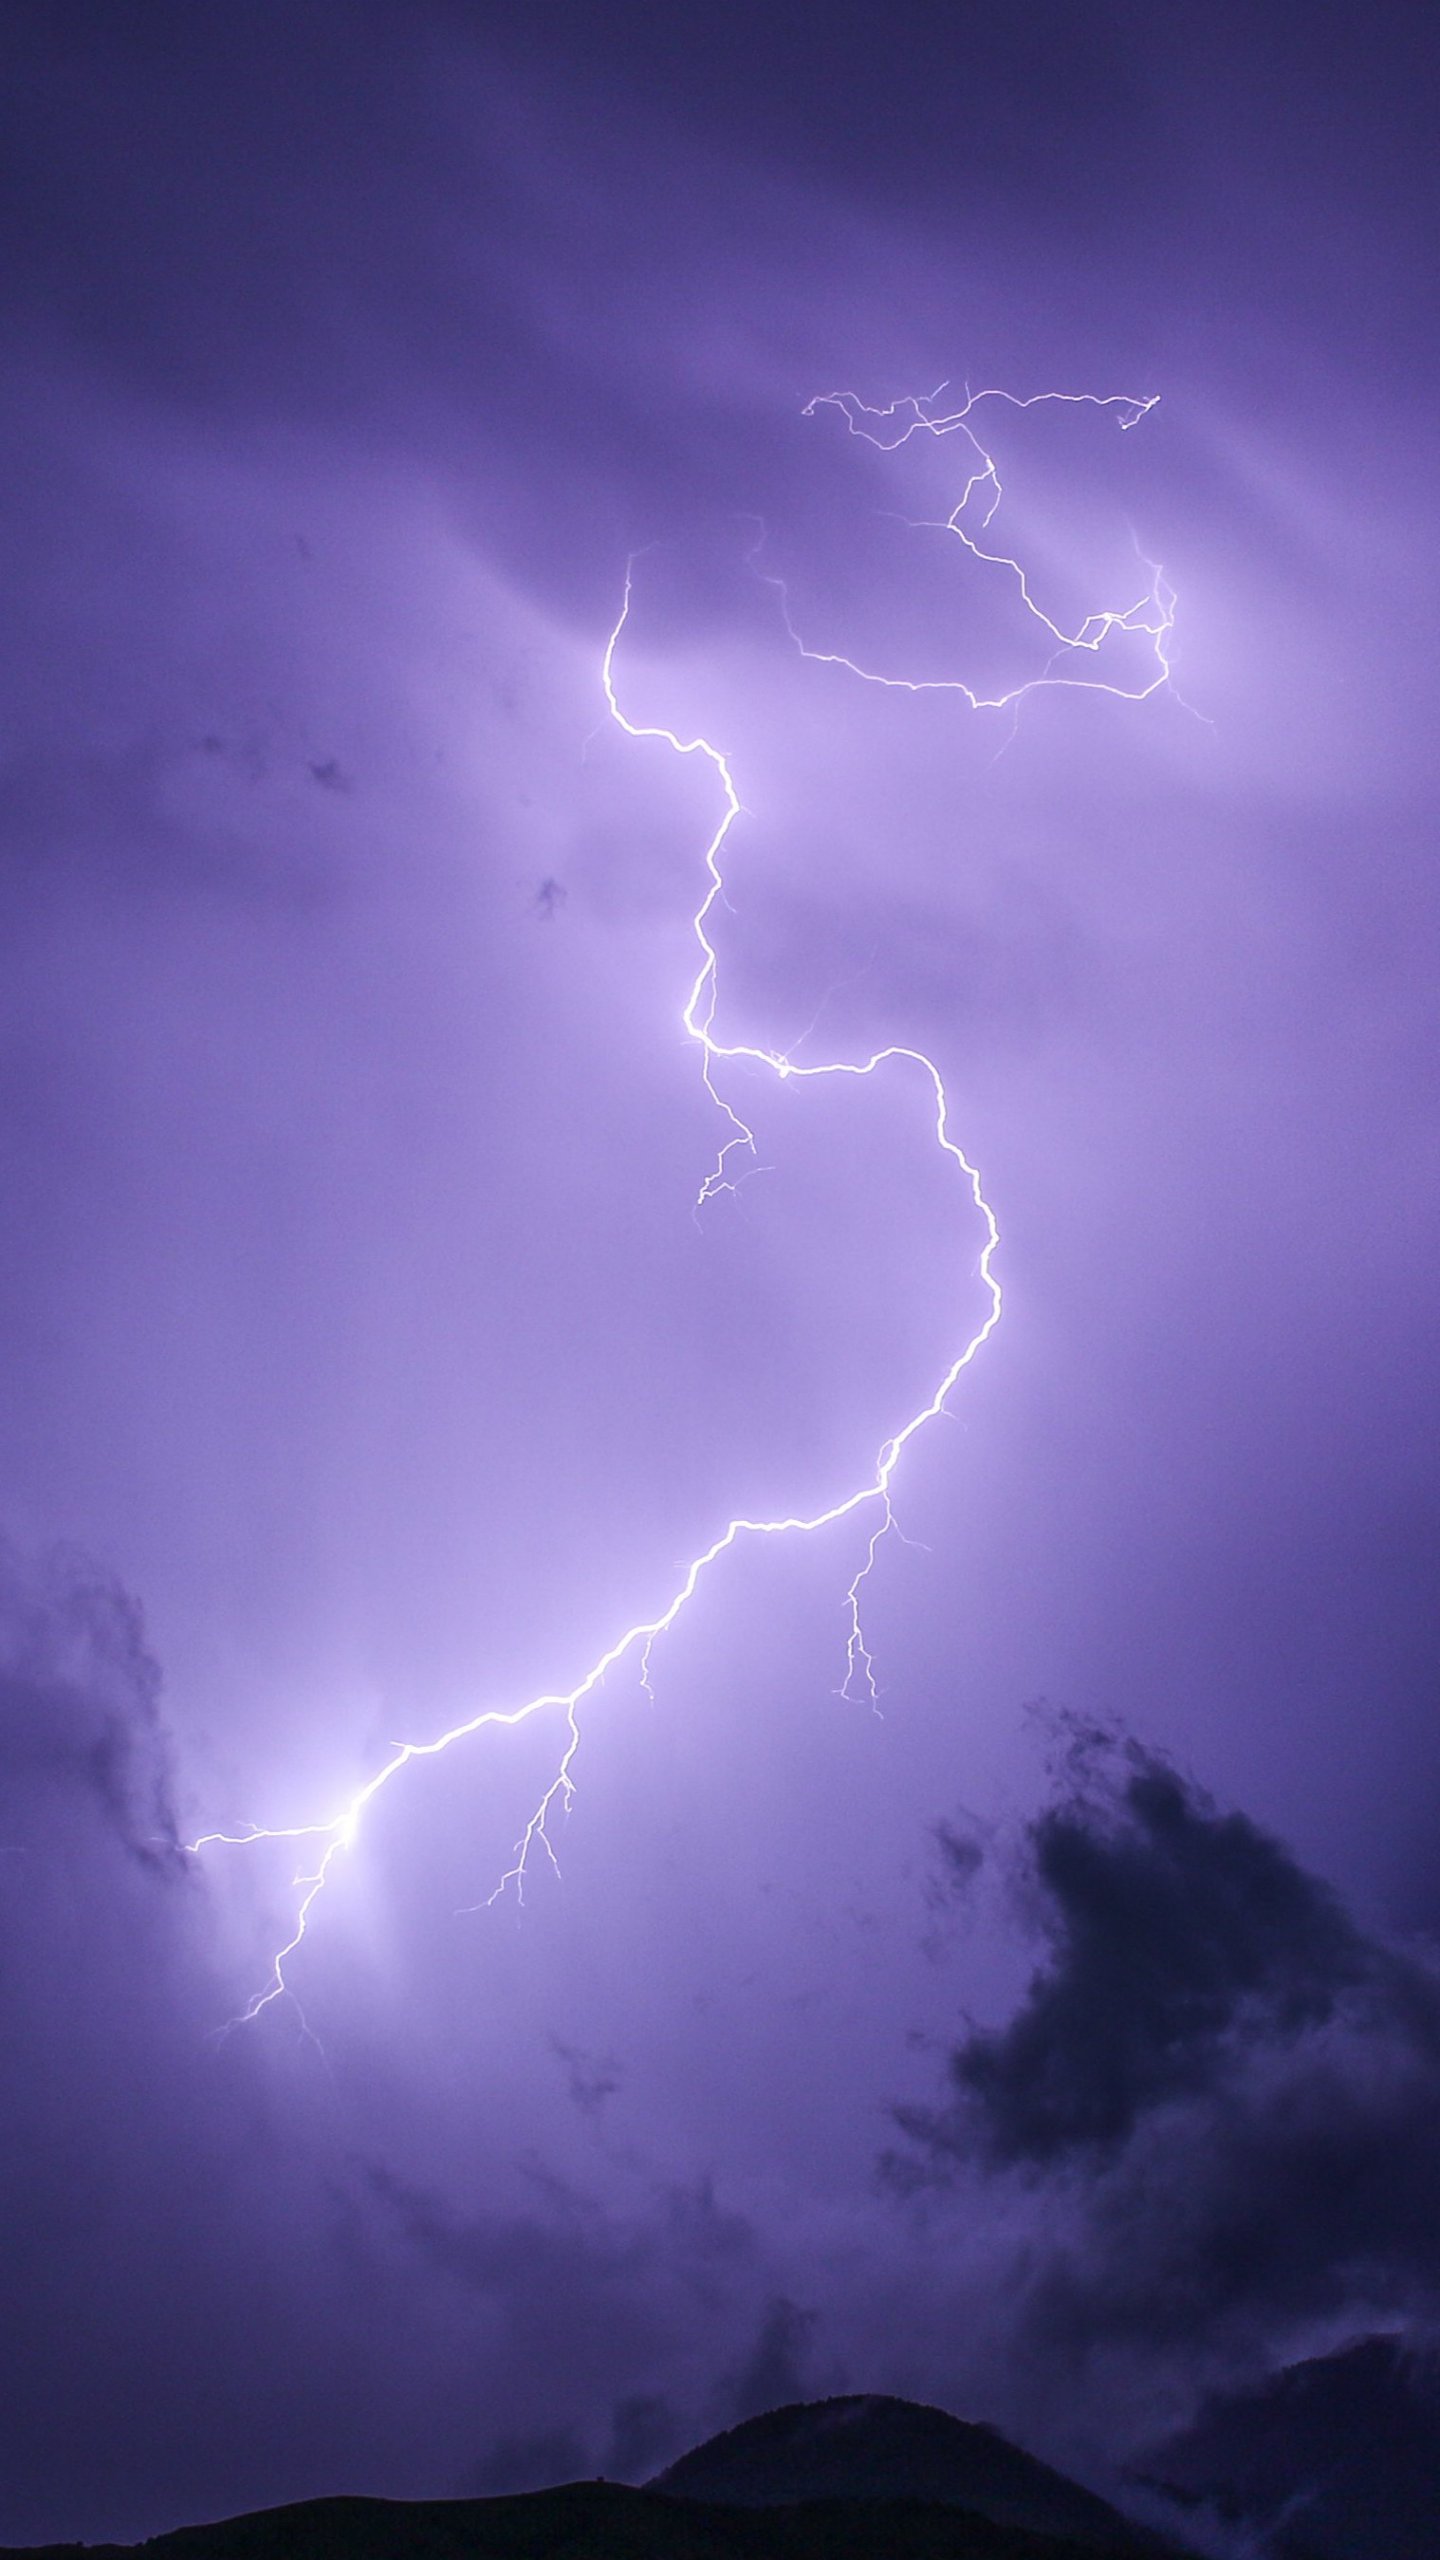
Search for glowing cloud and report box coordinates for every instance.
[191,384,1173,2026]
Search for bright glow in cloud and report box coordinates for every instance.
[191,384,1173,2027]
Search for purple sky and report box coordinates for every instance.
[3,3,1440,2544]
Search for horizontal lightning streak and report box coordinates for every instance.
[789,384,1174,708]
[191,383,1169,2026]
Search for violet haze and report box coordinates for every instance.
[1,2,1438,2545]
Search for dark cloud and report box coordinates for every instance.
[365,2153,760,2308]
[725,2295,817,2424]
[1139,2331,1440,2560]
[918,1813,988,1965]
[0,1545,388,2548]
[0,1536,181,1865]
[476,0,1156,235]
[367,2156,783,2493]
[893,1727,1440,2377]
[1,0,1437,2542]
[905,1724,1392,2166]
[307,756,351,793]
[930,1817,985,1895]
[551,2035,622,2115]
[605,2390,680,2480]
[365,2155,649,2299]
[466,2392,683,2495]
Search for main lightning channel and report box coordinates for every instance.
[191,384,1169,2025]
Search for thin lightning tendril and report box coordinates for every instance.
[789,384,1174,708]
[190,384,1172,2026]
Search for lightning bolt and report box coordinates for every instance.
[784,382,1174,708]
[190,383,1173,2025]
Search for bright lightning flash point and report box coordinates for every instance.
[190,383,1175,2026]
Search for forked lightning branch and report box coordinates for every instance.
[190,385,1175,2026]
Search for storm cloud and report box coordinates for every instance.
[0,1537,181,1862]
[895,1727,1440,2392]
[2,1,1438,2546]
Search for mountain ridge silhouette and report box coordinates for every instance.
[651,2394,1164,2550]
[3,2393,1190,2559]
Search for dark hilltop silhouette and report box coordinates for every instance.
[651,2395,1163,2551]
[3,2395,1190,2560]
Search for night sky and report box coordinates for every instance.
[3,2,1439,2544]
